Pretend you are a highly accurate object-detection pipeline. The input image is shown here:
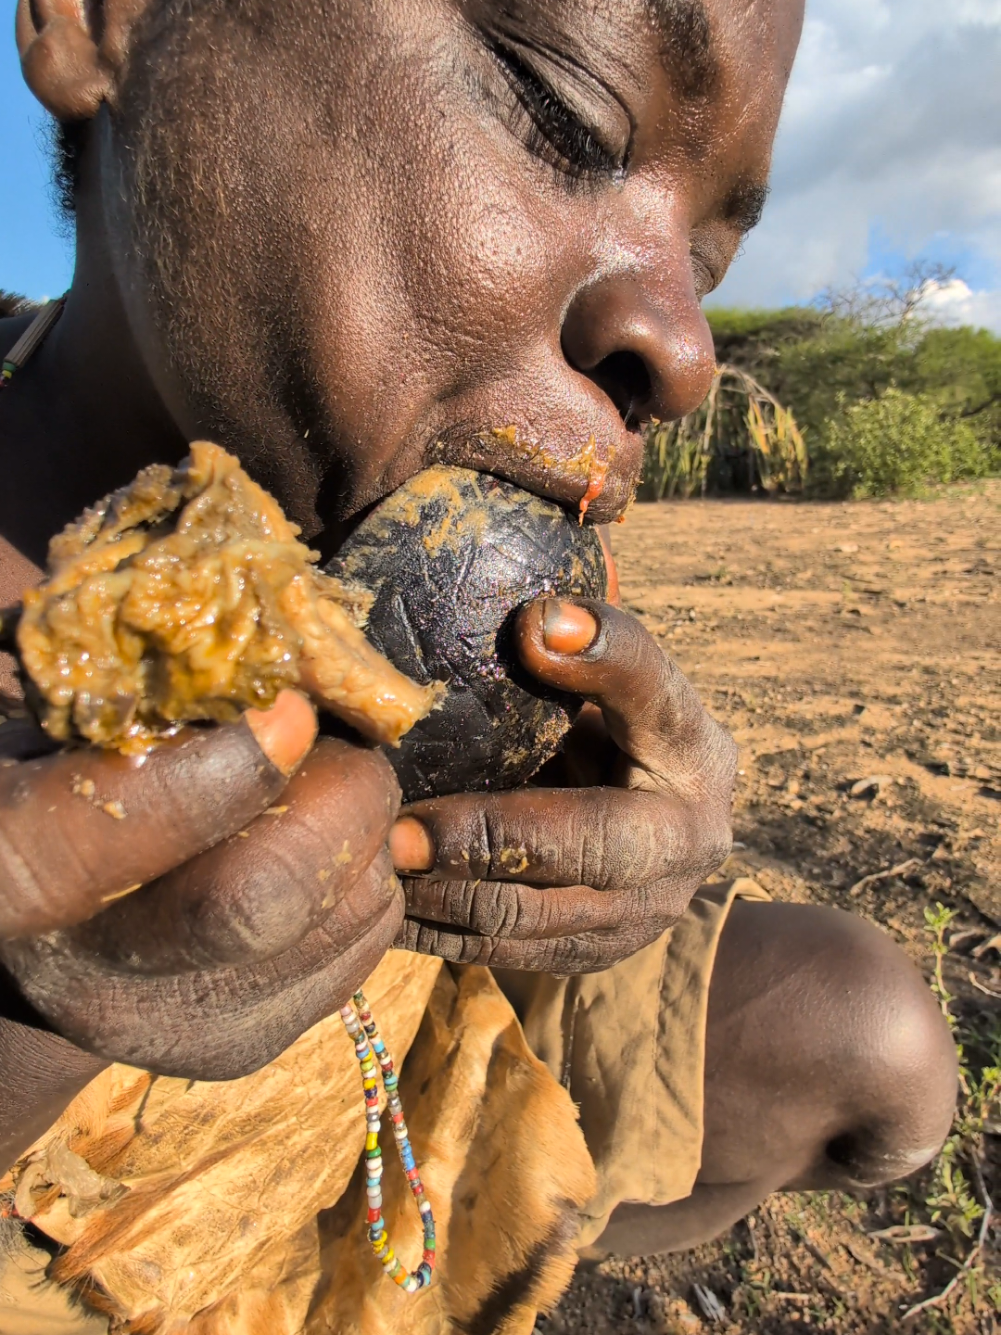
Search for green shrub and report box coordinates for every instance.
[707,307,1001,466]
[814,388,993,499]
[634,303,1001,502]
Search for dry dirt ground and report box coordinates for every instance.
[547,481,1001,1335]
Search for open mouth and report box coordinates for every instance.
[312,420,642,563]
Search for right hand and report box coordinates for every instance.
[0,692,404,1080]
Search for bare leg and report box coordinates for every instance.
[587,901,958,1258]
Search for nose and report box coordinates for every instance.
[561,272,716,425]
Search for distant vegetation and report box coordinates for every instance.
[641,275,1001,501]
[0,290,33,319]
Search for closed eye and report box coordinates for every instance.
[490,41,625,182]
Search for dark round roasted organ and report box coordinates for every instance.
[328,466,608,801]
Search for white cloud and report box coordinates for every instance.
[918,278,1001,331]
[711,0,1001,330]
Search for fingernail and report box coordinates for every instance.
[543,600,598,655]
[245,690,317,776]
[390,817,436,872]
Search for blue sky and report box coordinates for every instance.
[712,0,1001,328]
[1,36,73,301]
[4,0,1001,328]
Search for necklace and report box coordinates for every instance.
[2,289,436,1294]
[1,296,67,390]
[340,989,436,1291]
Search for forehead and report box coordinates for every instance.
[479,0,797,141]
[482,0,799,81]
[649,0,803,76]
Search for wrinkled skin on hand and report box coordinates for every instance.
[0,694,404,1081]
[397,600,737,972]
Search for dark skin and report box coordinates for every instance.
[0,0,956,1257]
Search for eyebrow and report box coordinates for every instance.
[645,0,719,99]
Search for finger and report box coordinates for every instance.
[402,876,638,940]
[394,786,726,891]
[0,691,317,939]
[396,913,660,973]
[514,600,736,793]
[69,739,400,972]
[0,859,405,1080]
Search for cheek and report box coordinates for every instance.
[374,137,583,385]
[291,69,598,440]
[407,190,562,357]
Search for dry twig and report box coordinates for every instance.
[849,858,923,898]
[968,971,1001,1000]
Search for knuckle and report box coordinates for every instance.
[650,874,698,924]
[195,860,299,961]
[478,809,504,879]
[472,880,525,937]
[0,821,49,939]
[714,726,740,792]
[321,738,402,818]
[396,917,421,952]
[551,930,627,974]
[701,819,734,876]
[467,881,507,936]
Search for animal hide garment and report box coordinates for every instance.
[2,956,595,1335]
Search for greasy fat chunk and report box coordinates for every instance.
[17,442,440,752]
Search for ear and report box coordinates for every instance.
[16,0,149,122]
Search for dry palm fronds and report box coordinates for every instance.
[640,365,808,500]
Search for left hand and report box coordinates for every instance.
[392,599,737,972]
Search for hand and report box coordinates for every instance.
[0,692,404,1080]
[392,600,737,972]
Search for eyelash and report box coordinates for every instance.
[491,43,624,182]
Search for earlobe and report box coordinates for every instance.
[16,0,148,123]
[17,0,112,120]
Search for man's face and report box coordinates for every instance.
[95,0,803,542]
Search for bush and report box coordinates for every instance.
[814,389,993,499]
[639,366,809,501]
[0,291,33,318]
[634,303,1001,502]
[707,307,1001,468]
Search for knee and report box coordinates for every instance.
[784,907,955,1190]
[797,908,958,1187]
[715,903,959,1190]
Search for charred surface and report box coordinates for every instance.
[329,467,607,801]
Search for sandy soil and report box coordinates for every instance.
[548,481,1000,1334]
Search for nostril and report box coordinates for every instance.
[587,351,652,429]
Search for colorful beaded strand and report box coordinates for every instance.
[339,990,435,1293]
[1,297,67,390]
